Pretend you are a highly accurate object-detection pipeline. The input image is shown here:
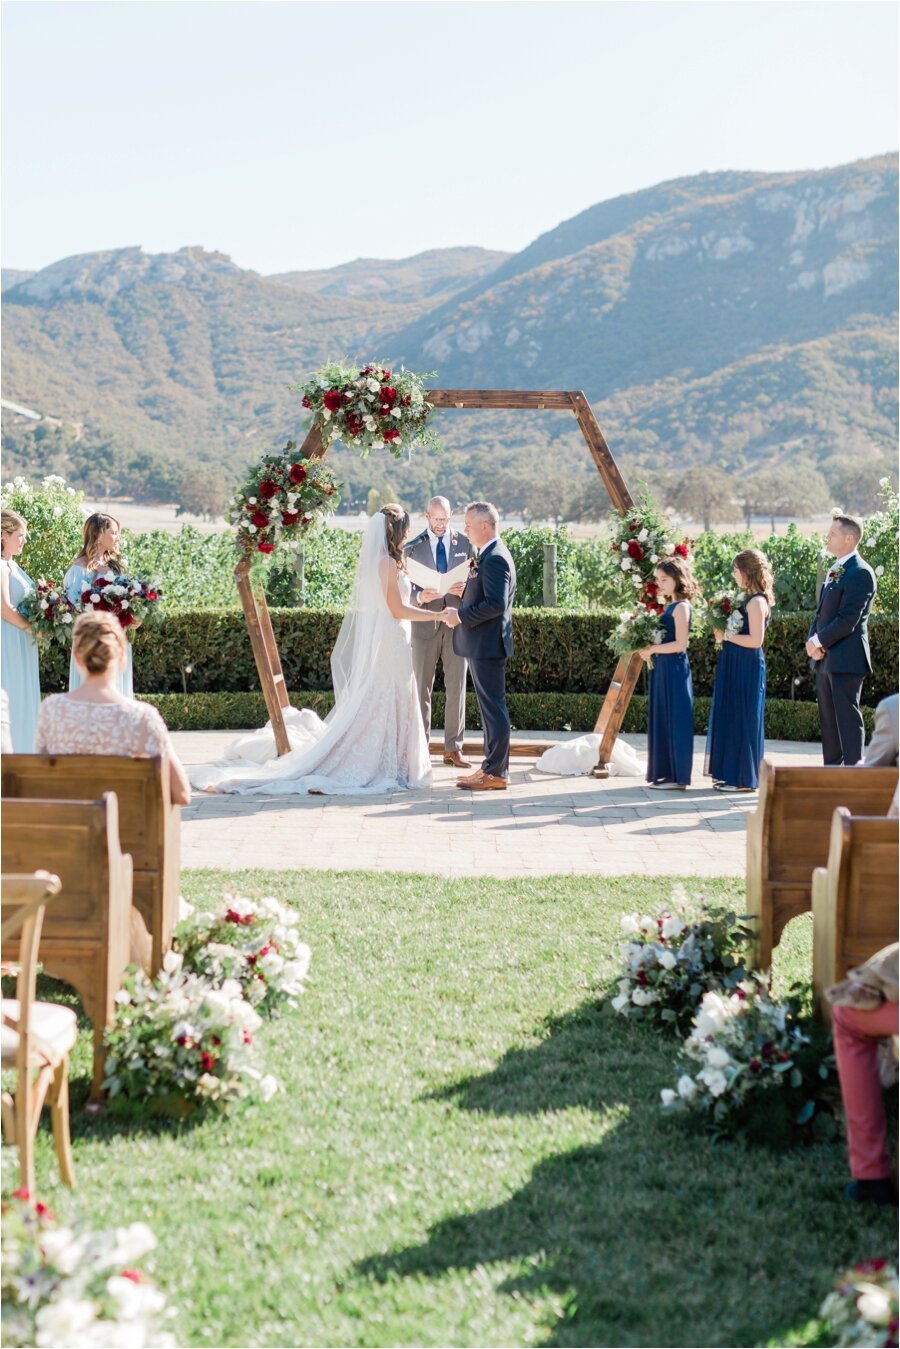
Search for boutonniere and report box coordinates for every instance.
[826,563,846,585]
[468,556,479,576]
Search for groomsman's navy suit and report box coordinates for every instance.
[808,552,877,765]
[452,538,516,779]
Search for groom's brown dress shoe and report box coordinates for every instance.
[443,751,472,769]
[457,773,507,791]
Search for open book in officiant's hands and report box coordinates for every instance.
[405,556,471,597]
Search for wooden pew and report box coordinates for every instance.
[2,755,180,974]
[812,808,899,1023]
[1,794,133,1100]
[745,762,898,968]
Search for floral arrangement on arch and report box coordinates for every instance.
[816,1259,898,1348]
[17,580,77,648]
[609,890,754,1033]
[609,496,691,615]
[293,361,438,460]
[102,952,279,1115]
[1,1189,176,1348]
[175,893,311,1016]
[229,441,339,557]
[660,974,837,1147]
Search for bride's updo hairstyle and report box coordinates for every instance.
[72,610,127,676]
[380,504,410,568]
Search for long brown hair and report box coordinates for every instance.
[733,548,775,605]
[654,556,700,601]
[77,513,123,572]
[71,610,127,676]
[380,504,410,568]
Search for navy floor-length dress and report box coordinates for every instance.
[705,597,769,789]
[646,600,694,787]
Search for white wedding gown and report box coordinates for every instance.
[190,518,432,796]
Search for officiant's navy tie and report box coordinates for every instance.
[435,537,447,573]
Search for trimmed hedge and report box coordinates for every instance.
[140,691,869,743]
[45,608,899,705]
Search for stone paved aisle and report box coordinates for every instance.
[174,731,819,878]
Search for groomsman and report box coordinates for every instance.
[405,497,474,769]
[806,514,877,766]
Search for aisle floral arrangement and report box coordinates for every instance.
[175,893,311,1015]
[815,1259,898,1348]
[229,441,339,556]
[17,580,76,647]
[80,573,162,631]
[660,975,836,1146]
[293,361,438,459]
[610,893,754,1033]
[1,1189,176,1348]
[103,953,279,1114]
[606,608,667,668]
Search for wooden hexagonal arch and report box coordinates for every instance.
[235,389,643,777]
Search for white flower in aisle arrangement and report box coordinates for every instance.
[175,892,311,1015]
[815,1260,898,1347]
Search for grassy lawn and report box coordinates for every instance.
[18,871,898,1349]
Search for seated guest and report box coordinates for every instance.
[826,942,898,1207]
[35,611,191,806]
[864,693,899,767]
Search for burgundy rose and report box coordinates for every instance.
[761,1041,775,1061]
[257,542,275,553]
[226,908,254,926]
[674,542,689,558]
[251,510,270,529]
[121,1270,142,1284]
[645,581,659,596]
[627,541,644,561]
[344,415,365,438]
[379,385,398,408]
[259,479,279,500]
[301,515,312,525]
[301,394,312,410]
[722,598,731,614]
[636,968,649,987]
[146,589,158,601]
[749,1058,762,1073]
[381,369,392,382]
[242,1029,253,1045]
[201,1051,217,1072]
[401,394,411,407]
[855,1259,888,1275]
[282,510,300,526]
[323,390,343,412]
[629,520,638,532]
[289,463,307,485]
[382,428,400,443]
[119,612,136,629]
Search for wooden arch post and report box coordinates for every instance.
[236,389,643,775]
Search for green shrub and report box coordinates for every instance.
[0,474,86,583]
[43,607,894,703]
[862,480,899,615]
[503,527,585,607]
[123,526,239,612]
[140,691,871,744]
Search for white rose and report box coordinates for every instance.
[620,542,629,551]
[112,1221,157,1265]
[162,950,183,976]
[664,543,675,555]
[62,612,73,623]
[248,497,257,505]
[638,915,656,935]
[392,407,403,418]
[677,1073,697,1100]
[258,1074,280,1102]
[857,1288,893,1326]
[35,1299,97,1345]
[638,528,649,541]
[695,991,729,1036]
[611,993,630,1013]
[321,408,331,421]
[706,1045,731,1069]
[39,1227,86,1274]
[620,914,640,935]
[247,523,257,533]
[366,378,381,393]
[660,1088,676,1106]
[657,949,677,970]
[196,1072,221,1097]
[39,598,49,609]
[698,1067,728,1097]
[650,554,659,563]
[876,565,884,576]
[661,915,685,940]
[631,987,659,1006]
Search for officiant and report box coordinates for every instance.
[405,496,474,768]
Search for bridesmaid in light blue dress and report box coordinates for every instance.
[64,512,134,699]
[1,509,41,751]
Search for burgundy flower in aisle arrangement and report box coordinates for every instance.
[293,360,439,459]
[229,441,339,557]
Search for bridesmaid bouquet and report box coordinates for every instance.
[704,589,745,641]
[607,608,666,667]
[17,579,77,647]
[80,572,162,631]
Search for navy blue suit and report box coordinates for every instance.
[452,539,516,777]
[808,553,876,764]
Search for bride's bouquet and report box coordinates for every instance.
[607,608,667,668]
[18,579,77,647]
[80,572,162,631]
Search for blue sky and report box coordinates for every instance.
[2,1,896,275]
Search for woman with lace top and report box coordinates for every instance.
[64,512,134,698]
[35,610,191,806]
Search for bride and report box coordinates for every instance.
[191,505,439,795]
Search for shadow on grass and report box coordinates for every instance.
[354,997,897,1348]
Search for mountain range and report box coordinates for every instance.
[2,152,897,512]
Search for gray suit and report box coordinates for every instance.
[404,528,473,752]
[864,693,899,767]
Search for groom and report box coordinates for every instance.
[442,502,516,791]
[806,513,877,765]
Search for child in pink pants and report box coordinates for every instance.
[831,997,898,1206]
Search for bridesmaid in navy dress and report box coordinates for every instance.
[639,556,699,791]
[705,548,773,792]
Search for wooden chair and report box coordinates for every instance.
[2,755,180,976]
[812,808,900,1023]
[1,872,76,1193]
[745,762,898,968]
[2,795,133,1101]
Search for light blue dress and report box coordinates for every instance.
[1,560,42,751]
[64,563,134,698]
